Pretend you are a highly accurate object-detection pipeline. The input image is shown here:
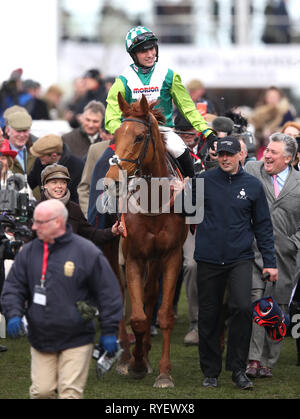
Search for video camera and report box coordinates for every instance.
[0,176,35,219]
[225,111,256,158]
[0,173,35,258]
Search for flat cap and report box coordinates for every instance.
[30,134,63,157]
[3,105,28,123]
[41,163,70,186]
[7,111,32,131]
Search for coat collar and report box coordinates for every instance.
[260,163,299,200]
[217,163,244,179]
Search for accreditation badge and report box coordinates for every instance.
[64,261,75,277]
[33,285,47,306]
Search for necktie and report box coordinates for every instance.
[273,174,280,198]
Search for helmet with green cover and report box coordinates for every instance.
[125,26,159,66]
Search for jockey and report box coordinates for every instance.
[105,26,218,178]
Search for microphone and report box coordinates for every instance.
[212,117,234,135]
[6,174,25,191]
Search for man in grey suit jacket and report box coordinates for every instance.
[245,132,300,378]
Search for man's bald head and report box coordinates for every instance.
[32,200,68,243]
[35,200,68,222]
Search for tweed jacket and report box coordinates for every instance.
[62,127,102,159]
[245,161,300,304]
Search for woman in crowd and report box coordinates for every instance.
[40,163,123,245]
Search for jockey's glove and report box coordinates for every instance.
[206,132,219,150]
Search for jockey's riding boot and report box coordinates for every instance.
[176,149,195,178]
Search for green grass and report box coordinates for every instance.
[0,291,300,399]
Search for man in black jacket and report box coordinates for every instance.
[28,134,84,203]
[1,199,123,399]
[194,136,278,390]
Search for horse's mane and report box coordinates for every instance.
[122,99,166,126]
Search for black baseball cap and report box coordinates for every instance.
[217,136,241,154]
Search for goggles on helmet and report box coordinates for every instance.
[129,32,157,52]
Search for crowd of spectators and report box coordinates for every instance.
[0,63,300,397]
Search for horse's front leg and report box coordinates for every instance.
[126,257,148,379]
[143,261,162,374]
[154,249,182,388]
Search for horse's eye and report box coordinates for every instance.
[135,134,144,143]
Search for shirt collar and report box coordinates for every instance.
[88,133,100,143]
[10,144,25,154]
[275,166,290,182]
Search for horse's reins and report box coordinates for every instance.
[108,116,182,230]
[109,116,156,176]
[108,116,156,232]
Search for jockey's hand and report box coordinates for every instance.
[208,141,218,160]
[262,268,278,283]
[206,132,218,150]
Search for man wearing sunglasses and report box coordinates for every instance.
[105,26,217,178]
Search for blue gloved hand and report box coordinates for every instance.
[100,335,118,355]
[7,317,23,338]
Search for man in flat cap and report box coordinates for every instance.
[5,111,39,198]
[28,134,84,203]
[3,105,38,143]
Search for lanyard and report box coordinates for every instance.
[41,242,49,288]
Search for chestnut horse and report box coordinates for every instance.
[105,93,188,388]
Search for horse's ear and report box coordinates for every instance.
[118,92,130,113]
[140,94,149,115]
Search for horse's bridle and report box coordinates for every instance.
[109,116,156,176]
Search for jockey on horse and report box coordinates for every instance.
[105,26,218,178]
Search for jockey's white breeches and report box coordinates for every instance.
[159,126,187,158]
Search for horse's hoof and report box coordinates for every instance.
[116,362,129,375]
[153,373,174,388]
[128,364,148,379]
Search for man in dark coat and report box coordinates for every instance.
[194,136,277,390]
[28,134,84,203]
[1,199,123,399]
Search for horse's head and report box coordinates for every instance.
[105,92,166,199]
